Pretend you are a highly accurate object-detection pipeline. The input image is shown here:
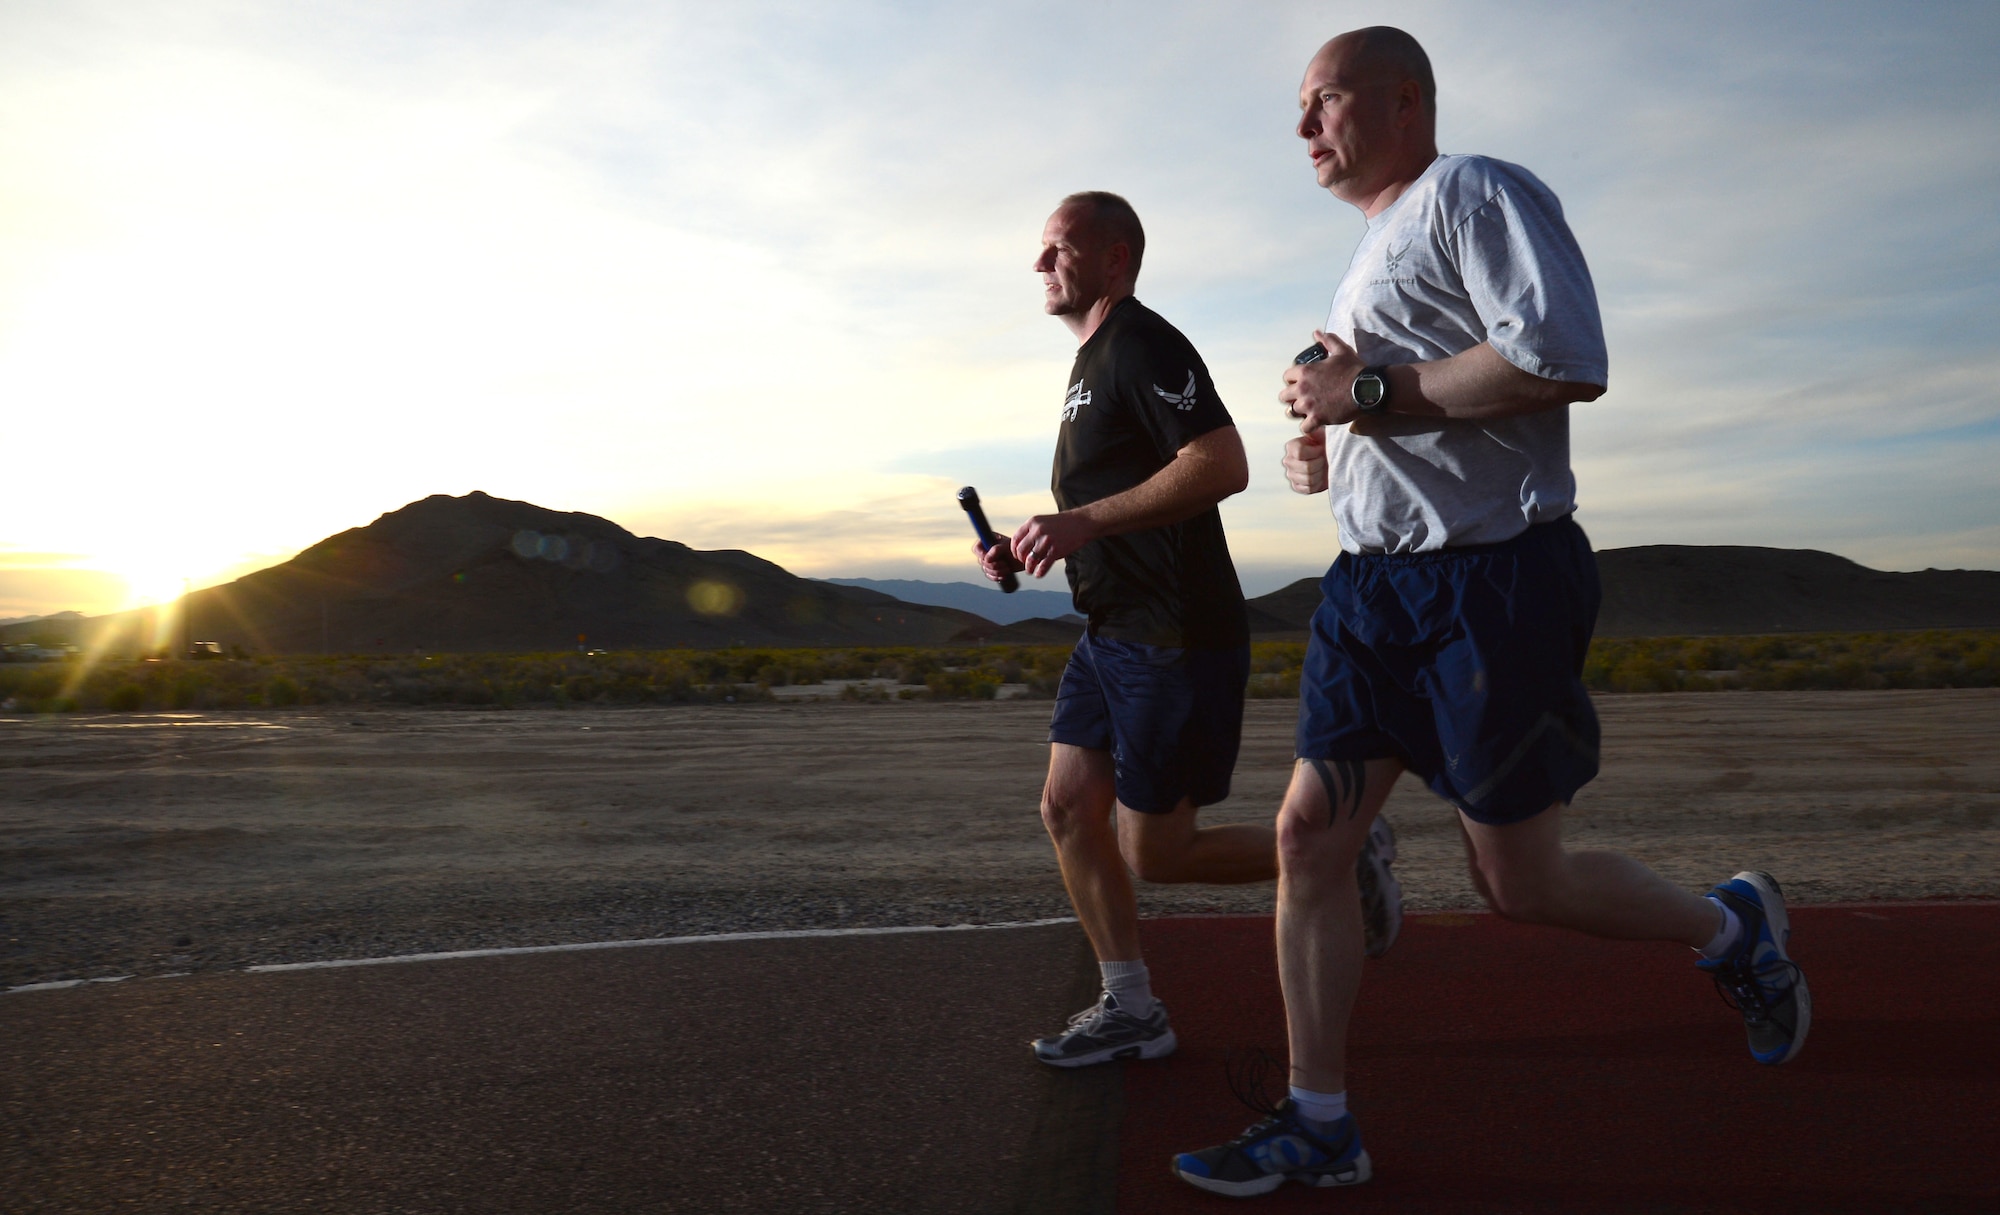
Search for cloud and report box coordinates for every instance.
[0,0,1993,625]
[0,570,124,621]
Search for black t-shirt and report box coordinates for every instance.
[1052,297,1248,648]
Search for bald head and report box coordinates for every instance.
[1325,26,1436,119]
[1298,27,1440,214]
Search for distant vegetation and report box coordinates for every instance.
[1246,631,2000,697]
[1582,630,2000,693]
[2,631,1996,714]
[0,646,1071,713]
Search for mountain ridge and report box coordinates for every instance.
[820,577,1076,625]
[1243,546,2000,637]
[11,493,996,654]
[5,497,1995,653]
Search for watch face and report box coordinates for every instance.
[1354,373,1387,408]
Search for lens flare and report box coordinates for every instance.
[687,580,743,616]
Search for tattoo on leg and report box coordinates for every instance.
[1337,760,1366,821]
[1305,758,1368,824]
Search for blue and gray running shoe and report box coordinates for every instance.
[1031,991,1176,1068]
[1172,1098,1372,1197]
[1173,1050,1372,1197]
[1698,870,1811,1065]
[1357,814,1403,958]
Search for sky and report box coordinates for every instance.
[3,0,1997,619]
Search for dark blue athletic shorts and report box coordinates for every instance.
[1048,632,1251,814]
[1295,515,1602,825]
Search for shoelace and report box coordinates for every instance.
[1208,1048,1355,1168]
[1217,1048,1295,1147]
[1064,995,1117,1033]
[1709,955,1802,1025]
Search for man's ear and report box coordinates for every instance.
[1105,241,1132,282]
[1395,79,1424,128]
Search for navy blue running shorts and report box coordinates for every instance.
[1048,632,1250,814]
[1295,515,1602,825]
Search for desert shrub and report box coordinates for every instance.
[894,653,941,685]
[2,668,65,702]
[1608,654,1678,693]
[1577,630,2000,693]
[1251,642,1308,674]
[166,675,202,709]
[1248,670,1300,699]
[925,669,1001,699]
[11,630,1989,715]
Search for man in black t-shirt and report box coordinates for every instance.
[975,192,1318,1067]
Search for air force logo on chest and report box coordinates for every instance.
[1063,380,1091,421]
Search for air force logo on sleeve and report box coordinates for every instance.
[1062,380,1091,421]
[1152,370,1198,411]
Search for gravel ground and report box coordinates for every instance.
[4,690,1997,988]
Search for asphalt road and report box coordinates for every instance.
[2,922,1117,1215]
[9,906,1999,1214]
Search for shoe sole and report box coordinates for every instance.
[1034,1026,1177,1068]
[1735,869,1811,1065]
[1358,817,1403,959]
[1172,1149,1373,1196]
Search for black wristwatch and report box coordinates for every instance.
[1352,366,1391,415]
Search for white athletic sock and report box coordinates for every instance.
[1288,1086,1348,1129]
[1098,959,1155,1015]
[1697,895,1744,959]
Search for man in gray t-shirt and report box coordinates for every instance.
[1171,27,1813,1200]
[1318,149,1606,552]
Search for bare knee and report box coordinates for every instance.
[1041,745,1115,846]
[1118,803,1197,883]
[1474,863,1557,923]
[1275,807,1319,869]
[1459,806,1571,924]
[1040,789,1104,846]
[1120,837,1174,883]
[1276,804,1357,875]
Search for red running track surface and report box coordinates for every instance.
[1120,904,2000,1215]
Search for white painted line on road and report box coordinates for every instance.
[14,899,1993,993]
[243,917,1083,973]
[6,975,133,993]
[5,919,1082,993]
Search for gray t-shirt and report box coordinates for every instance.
[1323,153,1608,553]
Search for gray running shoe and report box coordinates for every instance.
[1031,991,1177,1068]
[1356,814,1403,958]
[1172,1099,1371,1196]
[1172,1049,1372,1196]
[1698,870,1811,1064]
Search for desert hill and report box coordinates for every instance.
[1242,546,2000,637]
[1593,546,2000,635]
[30,493,995,655]
[10,498,1997,656]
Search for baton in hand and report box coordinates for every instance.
[956,486,1018,593]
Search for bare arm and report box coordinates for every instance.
[1001,426,1250,580]
[1281,330,1604,431]
[1277,333,1603,496]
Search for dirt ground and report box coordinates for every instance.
[3,689,1996,988]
